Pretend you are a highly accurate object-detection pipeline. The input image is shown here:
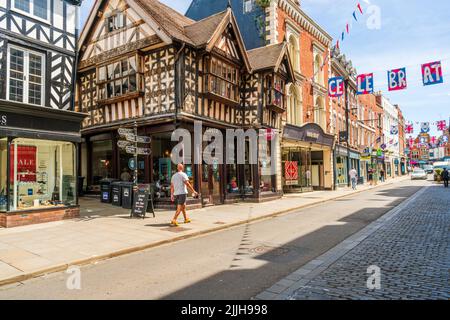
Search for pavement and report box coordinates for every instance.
[256,183,450,300]
[0,177,410,287]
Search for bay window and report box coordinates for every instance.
[207,56,239,103]
[7,46,45,106]
[97,55,144,102]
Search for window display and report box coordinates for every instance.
[0,138,7,211]
[91,140,113,185]
[9,138,76,211]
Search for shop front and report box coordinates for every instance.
[0,102,85,227]
[335,145,349,187]
[282,123,334,192]
[81,121,281,209]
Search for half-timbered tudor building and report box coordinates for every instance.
[0,0,85,227]
[76,0,295,207]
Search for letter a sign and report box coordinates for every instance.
[328,77,345,97]
[421,61,443,86]
[357,73,374,95]
[388,68,407,91]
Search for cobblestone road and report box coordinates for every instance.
[287,185,449,300]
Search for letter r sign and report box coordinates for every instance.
[328,77,345,97]
[388,68,407,91]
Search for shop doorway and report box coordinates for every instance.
[311,151,325,190]
[201,163,223,206]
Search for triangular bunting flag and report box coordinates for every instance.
[357,3,363,14]
[353,11,358,21]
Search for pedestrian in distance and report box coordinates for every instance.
[380,169,385,182]
[441,168,449,188]
[368,168,374,186]
[349,168,358,190]
[170,163,199,226]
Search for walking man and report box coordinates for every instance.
[349,168,358,190]
[170,163,198,226]
[441,168,449,188]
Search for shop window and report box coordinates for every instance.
[119,148,145,184]
[0,139,7,211]
[151,133,178,200]
[244,140,254,195]
[97,55,144,102]
[7,46,45,106]
[259,142,273,193]
[282,147,312,189]
[9,138,76,211]
[91,140,113,185]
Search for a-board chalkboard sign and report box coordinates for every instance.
[130,184,155,218]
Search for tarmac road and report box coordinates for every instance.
[0,179,429,300]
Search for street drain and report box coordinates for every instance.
[248,245,290,256]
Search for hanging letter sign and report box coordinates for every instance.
[421,61,443,86]
[328,77,345,97]
[388,68,407,91]
[357,73,374,95]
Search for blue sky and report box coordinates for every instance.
[80,0,450,137]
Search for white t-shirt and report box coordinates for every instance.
[349,169,358,179]
[171,172,189,195]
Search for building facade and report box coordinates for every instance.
[188,0,335,192]
[76,0,295,208]
[330,49,360,188]
[376,93,401,179]
[0,0,85,227]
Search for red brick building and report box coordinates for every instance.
[267,0,335,191]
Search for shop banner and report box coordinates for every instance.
[10,145,37,182]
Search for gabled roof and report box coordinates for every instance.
[184,10,228,48]
[247,42,296,81]
[79,1,251,71]
[132,0,195,45]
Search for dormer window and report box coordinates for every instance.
[106,12,126,33]
[13,0,49,21]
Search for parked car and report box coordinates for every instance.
[411,168,428,180]
[423,165,434,174]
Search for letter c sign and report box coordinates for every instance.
[328,77,345,97]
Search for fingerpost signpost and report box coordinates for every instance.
[117,122,154,218]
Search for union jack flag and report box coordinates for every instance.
[405,123,414,134]
[430,136,437,145]
[437,120,447,131]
